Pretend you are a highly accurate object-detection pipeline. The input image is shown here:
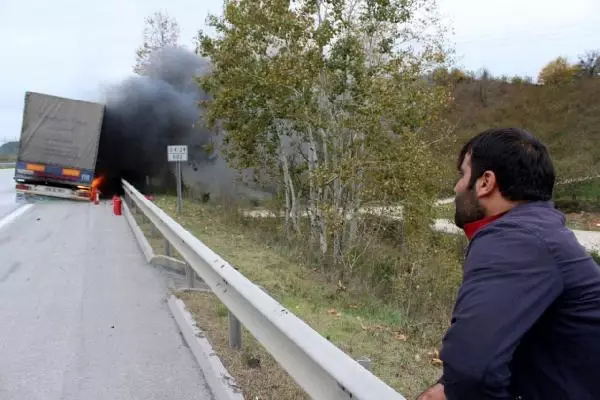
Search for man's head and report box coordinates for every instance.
[454,128,555,228]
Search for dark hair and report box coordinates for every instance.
[458,128,555,201]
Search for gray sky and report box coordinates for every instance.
[1,0,598,144]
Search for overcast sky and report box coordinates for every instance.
[1,0,598,144]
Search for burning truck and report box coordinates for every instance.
[12,48,269,203]
[14,91,105,201]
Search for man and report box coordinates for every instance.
[418,128,600,400]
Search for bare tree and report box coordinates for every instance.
[134,11,180,75]
[577,50,600,77]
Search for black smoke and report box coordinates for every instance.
[96,47,213,196]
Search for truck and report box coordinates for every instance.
[13,91,105,201]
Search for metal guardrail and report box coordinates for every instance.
[0,162,15,168]
[121,179,405,400]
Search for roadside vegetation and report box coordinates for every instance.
[434,62,600,191]
[153,195,463,398]
[130,2,600,399]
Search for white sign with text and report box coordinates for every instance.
[167,145,188,162]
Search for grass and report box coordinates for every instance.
[178,290,310,399]
[591,251,600,265]
[137,191,597,398]
[126,201,185,260]
[433,203,454,220]
[445,77,600,184]
[563,212,600,232]
[555,178,600,198]
[151,195,461,399]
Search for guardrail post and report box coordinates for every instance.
[148,219,156,238]
[229,312,242,350]
[357,357,372,371]
[185,263,195,288]
[356,357,371,371]
[164,239,172,257]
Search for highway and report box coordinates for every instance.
[0,172,212,400]
[0,168,25,220]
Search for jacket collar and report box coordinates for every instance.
[462,201,556,240]
[463,212,507,240]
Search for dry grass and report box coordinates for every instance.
[150,195,458,399]
[565,212,600,232]
[127,202,185,260]
[178,290,309,399]
[447,78,600,182]
[433,203,454,220]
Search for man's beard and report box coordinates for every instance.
[454,188,485,229]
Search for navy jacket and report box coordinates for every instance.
[440,201,600,400]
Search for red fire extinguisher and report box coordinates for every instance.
[113,195,122,216]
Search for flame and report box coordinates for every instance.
[92,176,104,189]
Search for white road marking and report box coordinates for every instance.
[0,204,33,232]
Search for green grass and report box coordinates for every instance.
[433,203,454,220]
[591,251,600,265]
[152,195,463,398]
[555,179,600,201]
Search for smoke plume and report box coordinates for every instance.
[96,47,217,196]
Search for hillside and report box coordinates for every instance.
[0,141,18,156]
[438,77,600,190]
[0,141,18,162]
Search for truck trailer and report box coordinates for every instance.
[13,91,105,201]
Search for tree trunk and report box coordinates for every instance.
[307,126,327,258]
[280,151,300,235]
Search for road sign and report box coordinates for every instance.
[168,145,188,162]
[167,145,187,213]
[168,153,188,162]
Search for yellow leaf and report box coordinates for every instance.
[327,308,341,317]
[427,349,440,358]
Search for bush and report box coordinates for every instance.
[554,199,600,214]
[591,251,600,265]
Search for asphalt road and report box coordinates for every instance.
[0,168,24,220]
[0,200,212,400]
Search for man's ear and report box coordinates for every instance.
[476,170,497,197]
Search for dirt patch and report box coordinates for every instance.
[565,212,600,232]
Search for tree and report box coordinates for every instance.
[477,68,492,106]
[196,0,451,271]
[577,50,600,77]
[134,11,180,74]
[432,67,471,86]
[510,76,525,85]
[537,56,578,85]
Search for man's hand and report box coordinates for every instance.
[416,383,447,400]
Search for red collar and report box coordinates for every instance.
[463,212,507,240]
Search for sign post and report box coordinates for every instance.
[167,145,188,214]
